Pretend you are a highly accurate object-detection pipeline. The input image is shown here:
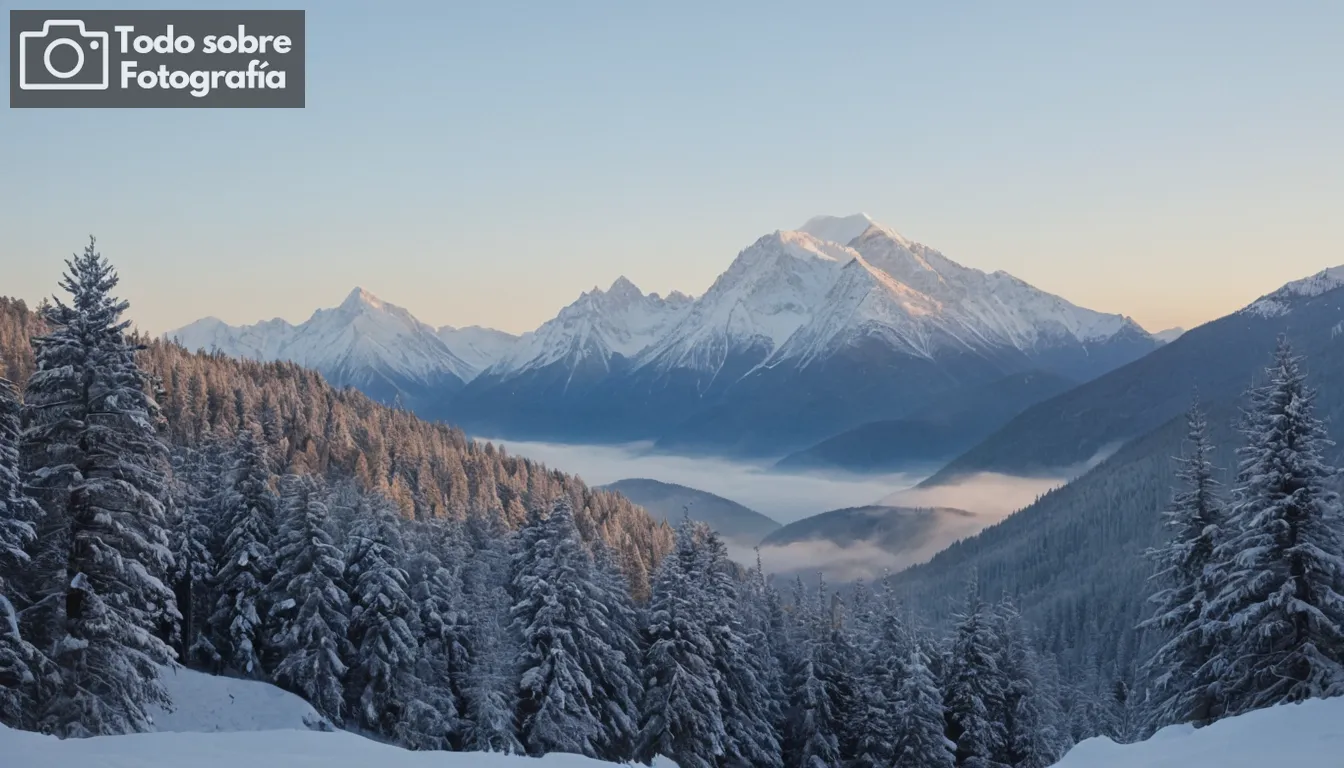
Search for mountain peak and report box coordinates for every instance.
[608,276,643,300]
[798,213,876,246]
[1244,265,1344,318]
[341,287,385,311]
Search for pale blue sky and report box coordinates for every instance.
[3,0,1342,335]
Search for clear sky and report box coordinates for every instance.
[3,0,1342,336]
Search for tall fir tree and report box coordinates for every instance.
[0,376,45,728]
[268,474,351,724]
[589,540,645,762]
[167,446,217,664]
[699,531,782,768]
[784,575,843,768]
[637,518,725,768]
[345,492,422,737]
[1203,338,1344,717]
[403,521,466,749]
[19,239,179,736]
[893,642,956,768]
[993,598,1060,768]
[1138,400,1227,728]
[943,576,1007,768]
[208,425,277,677]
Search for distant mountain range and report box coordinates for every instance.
[596,478,780,549]
[169,213,1163,458]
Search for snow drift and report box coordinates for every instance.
[1055,695,1344,767]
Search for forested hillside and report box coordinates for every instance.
[0,295,672,600]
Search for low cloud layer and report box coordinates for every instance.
[479,437,920,524]
[481,437,1069,582]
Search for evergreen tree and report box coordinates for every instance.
[403,521,466,750]
[699,531,781,768]
[19,239,178,736]
[943,577,1007,768]
[785,575,843,768]
[1203,338,1344,717]
[268,474,351,724]
[510,498,633,758]
[168,446,216,664]
[994,598,1059,768]
[345,493,421,737]
[0,376,45,728]
[589,540,645,762]
[209,426,277,677]
[1138,401,1226,728]
[893,642,956,768]
[460,509,523,754]
[637,518,724,768]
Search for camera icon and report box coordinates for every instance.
[18,19,110,91]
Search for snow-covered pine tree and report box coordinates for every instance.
[1203,338,1344,717]
[1137,400,1226,728]
[784,574,843,768]
[943,576,1007,768]
[268,474,351,724]
[345,492,421,737]
[851,574,910,768]
[167,446,216,664]
[460,508,523,755]
[510,497,635,758]
[208,425,277,677]
[636,517,725,768]
[19,239,179,736]
[892,641,956,768]
[402,520,466,750]
[588,540,644,762]
[699,531,782,768]
[993,597,1060,768]
[0,376,45,728]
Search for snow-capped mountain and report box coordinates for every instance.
[485,277,692,378]
[633,231,855,380]
[169,288,492,407]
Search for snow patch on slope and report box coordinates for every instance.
[1243,265,1344,318]
[1054,695,1344,768]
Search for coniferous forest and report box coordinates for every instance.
[4,240,1344,766]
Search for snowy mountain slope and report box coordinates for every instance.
[1242,264,1344,317]
[169,288,483,404]
[1054,695,1344,767]
[486,277,692,378]
[1,724,680,768]
[436,325,519,372]
[633,230,854,379]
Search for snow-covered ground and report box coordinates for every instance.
[0,725,671,768]
[149,665,330,733]
[1055,695,1344,767]
[2,666,675,768]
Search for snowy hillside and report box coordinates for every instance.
[0,725,679,768]
[1054,695,1344,767]
[0,666,679,767]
